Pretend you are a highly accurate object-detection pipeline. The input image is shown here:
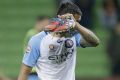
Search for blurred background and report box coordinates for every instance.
[0,0,120,80]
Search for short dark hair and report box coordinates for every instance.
[57,1,82,15]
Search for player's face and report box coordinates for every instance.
[40,19,49,27]
[35,19,49,32]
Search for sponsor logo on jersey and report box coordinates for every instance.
[48,48,74,64]
[48,39,74,64]
[57,39,63,43]
[49,44,55,50]
[65,39,74,48]
[25,45,31,53]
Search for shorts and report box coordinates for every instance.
[28,73,39,80]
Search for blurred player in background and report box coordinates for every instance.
[23,16,49,80]
[18,1,99,80]
[99,0,120,79]
[23,16,49,51]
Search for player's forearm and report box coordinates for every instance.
[18,73,28,80]
[18,64,32,80]
[75,22,100,46]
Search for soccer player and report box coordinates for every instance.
[18,1,100,80]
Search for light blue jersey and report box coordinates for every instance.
[23,31,82,80]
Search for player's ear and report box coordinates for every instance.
[73,14,81,22]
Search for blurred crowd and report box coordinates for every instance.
[99,0,120,80]
[22,0,120,80]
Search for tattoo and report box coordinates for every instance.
[83,32,99,46]
[76,22,99,47]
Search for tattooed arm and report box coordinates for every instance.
[18,64,32,80]
[58,13,100,47]
[75,22,100,47]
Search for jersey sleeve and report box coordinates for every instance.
[22,36,40,67]
[22,31,46,67]
[23,29,37,53]
[75,33,82,47]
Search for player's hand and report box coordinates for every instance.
[58,13,76,28]
[58,13,76,21]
